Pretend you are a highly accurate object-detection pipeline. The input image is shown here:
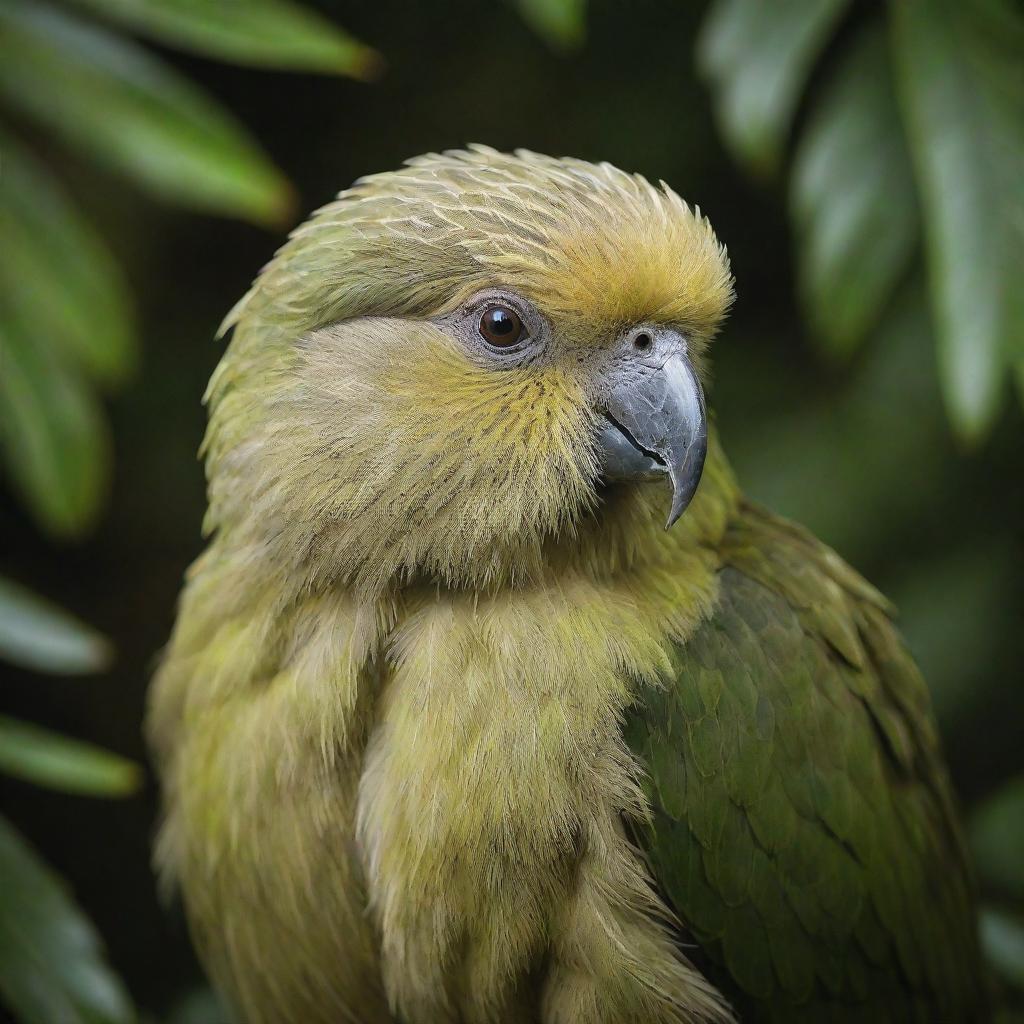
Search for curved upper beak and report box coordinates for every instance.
[595,351,707,529]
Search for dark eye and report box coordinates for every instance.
[479,305,524,348]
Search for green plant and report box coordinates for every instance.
[0,577,140,1023]
[0,2,378,1020]
[0,0,378,538]
[698,0,1024,441]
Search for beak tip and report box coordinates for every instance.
[664,435,708,531]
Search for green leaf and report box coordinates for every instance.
[891,0,1024,439]
[980,907,1024,988]
[0,133,131,534]
[698,0,851,175]
[0,132,135,387]
[0,716,140,796]
[0,0,294,225]
[517,0,586,51]
[0,813,136,1024]
[0,577,111,675]
[68,0,381,79]
[791,28,917,359]
[971,776,1024,901]
[0,303,110,538]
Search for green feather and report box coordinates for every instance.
[626,500,988,1021]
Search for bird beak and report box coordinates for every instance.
[595,352,707,529]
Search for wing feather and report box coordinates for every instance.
[626,502,987,1022]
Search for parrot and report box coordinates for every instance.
[148,147,988,1024]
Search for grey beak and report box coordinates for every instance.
[595,352,707,529]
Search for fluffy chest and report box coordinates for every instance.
[357,587,638,913]
[355,563,718,1022]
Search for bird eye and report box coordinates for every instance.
[479,305,524,348]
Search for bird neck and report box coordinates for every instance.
[537,429,738,586]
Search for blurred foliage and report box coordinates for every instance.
[0,0,378,1020]
[700,0,1024,440]
[973,778,1024,904]
[162,987,233,1024]
[516,0,587,52]
[0,0,377,540]
[0,575,111,675]
[983,908,1024,990]
[974,781,1024,998]
[0,716,140,797]
[0,578,137,1023]
[0,815,136,1024]
[0,0,1021,1019]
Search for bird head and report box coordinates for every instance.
[205,148,734,594]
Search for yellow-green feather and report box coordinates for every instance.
[148,148,982,1024]
[151,148,741,1023]
[150,465,742,1024]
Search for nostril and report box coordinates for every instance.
[633,332,652,352]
